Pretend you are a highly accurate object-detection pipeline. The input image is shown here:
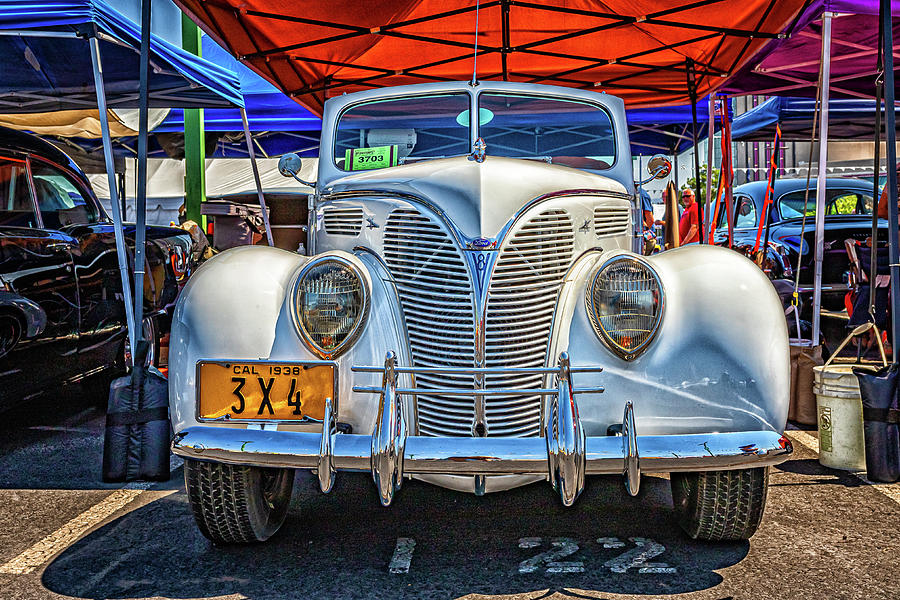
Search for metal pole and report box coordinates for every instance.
[688,61,703,243]
[89,36,136,365]
[869,13,884,319]
[133,0,151,353]
[881,0,899,358]
[240,107,274,246]
[812,12,833,346]
[705,95,715,237]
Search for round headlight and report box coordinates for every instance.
[293,257,369,358]
[586,256,663,360]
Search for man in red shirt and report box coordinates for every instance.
[678,188,699,245]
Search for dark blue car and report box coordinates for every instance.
[711,177,887,312]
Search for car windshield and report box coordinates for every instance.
[478,93,616,170]
[778,188,875,219]
[334,93,471,171]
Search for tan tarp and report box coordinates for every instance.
[0,108,169,138]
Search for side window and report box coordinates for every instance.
[734,196,757,229]
[30,160,98,229]
[0,158,37,228]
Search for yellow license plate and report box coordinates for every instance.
[197,361,335,422]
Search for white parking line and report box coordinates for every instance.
[0,489,144,575]
[787,431,900,506]
[388,538,415,574]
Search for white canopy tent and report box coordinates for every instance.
[91,157,317,225]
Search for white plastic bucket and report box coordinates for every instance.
[813,364,875,471]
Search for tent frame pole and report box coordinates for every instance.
[812,12,833,346]
[133,0,152,355]
[881,0,899,359]
[241,107,274,246]
[868,11,884,320]
[687,59,703,243]
[89,35,136,366]
[705,95,715,236]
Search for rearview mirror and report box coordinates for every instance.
[278,153,303,177]
[277,153,315,187]
[647,154,672,180]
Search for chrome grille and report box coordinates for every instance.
[323,206,363,235]
[383,208,476,437]
[485,209,574,437]
[382,206,574,438]
[594,205,630,237]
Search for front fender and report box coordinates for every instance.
[553,245,789,436]
[168,246,409,435]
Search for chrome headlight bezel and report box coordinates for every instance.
[290,255,370,359]
[585,255,665,361]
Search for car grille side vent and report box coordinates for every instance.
[594,205,630,237]
[323,206,363,235]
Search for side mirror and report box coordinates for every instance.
[647,154,672,180]
[278,153,315,187]
[278,153,303,177]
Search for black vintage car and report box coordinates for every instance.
[0,126,195,407]
[712,177,887,313]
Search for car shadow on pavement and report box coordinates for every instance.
[41,470,748,599]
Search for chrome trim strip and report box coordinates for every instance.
[353,386,605,396]
[352,365,604,374]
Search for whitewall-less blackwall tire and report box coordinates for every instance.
[184,459,294,544]
[670,467,769,541]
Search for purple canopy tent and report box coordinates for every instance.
[722,1,900,100]
[722,1,899,348]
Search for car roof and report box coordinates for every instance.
[733,177,874,198]
[0,125,90,184]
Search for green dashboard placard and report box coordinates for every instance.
[345,145,399,171]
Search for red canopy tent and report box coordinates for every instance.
[174,0,809,115]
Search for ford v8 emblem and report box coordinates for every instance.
[468,237,495,250]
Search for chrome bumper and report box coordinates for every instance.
[172,352,793,507]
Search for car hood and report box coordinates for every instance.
[322,156,629,239]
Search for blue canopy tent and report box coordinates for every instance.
[0,0,243,360]
[627,97,731,156]
[731,96,900,141]
[0,0,242,111]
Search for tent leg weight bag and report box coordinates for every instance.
[184,459,294,544]
[854,364,900,483]
[670,467,769,541]
[102,341,171,482]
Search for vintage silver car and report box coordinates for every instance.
[169,81,793,544]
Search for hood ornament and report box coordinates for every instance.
[469,137,487,163]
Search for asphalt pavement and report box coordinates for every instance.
[0,386,898,600]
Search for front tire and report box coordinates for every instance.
[184,459,294,544]
[670,467,769,541]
